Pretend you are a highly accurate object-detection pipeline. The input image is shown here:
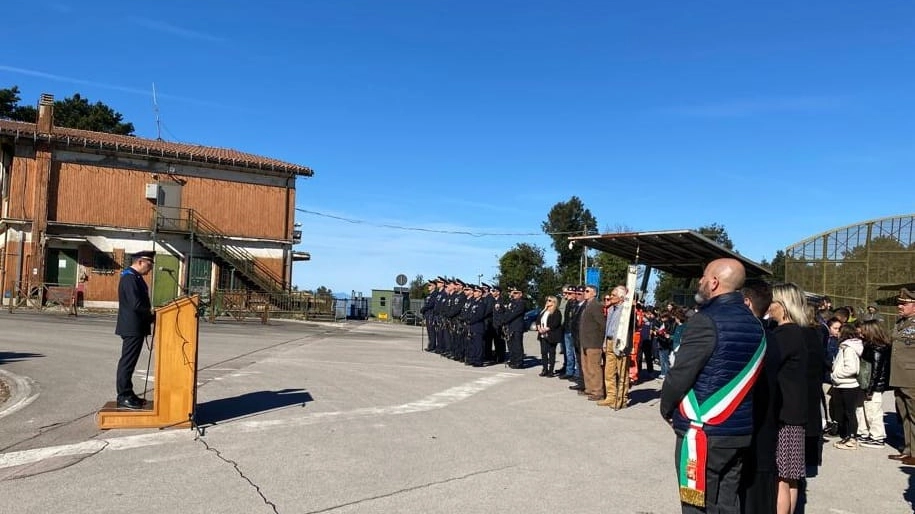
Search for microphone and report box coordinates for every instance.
[158,267,175,273]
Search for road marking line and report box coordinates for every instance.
[0,370,39,421]
[0,373,517,470]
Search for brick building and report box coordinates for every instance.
[0,93,313,309]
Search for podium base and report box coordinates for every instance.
[96,401,191,430]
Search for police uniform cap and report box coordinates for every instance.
[491,286,502,293]
[481,283,491,291]
[575,286,584,293]
[435,276,445,283]
[898,288,915,304]
[132,250,155,262]
[509,285,522,293]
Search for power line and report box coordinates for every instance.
[294,208,587,237]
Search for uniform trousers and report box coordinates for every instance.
[508,330,524,367]
[468,326,484,365]
[425,320,436,350]
[116,335,145,400]
[895,387,915,456]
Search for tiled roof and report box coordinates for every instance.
[0,119,313,177]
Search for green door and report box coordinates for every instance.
[152,254,180,306]
[45,249,77,286]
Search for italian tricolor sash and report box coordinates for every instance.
[677,335,766,507]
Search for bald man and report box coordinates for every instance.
[660,258,766,514]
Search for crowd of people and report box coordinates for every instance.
[419,261,915,514]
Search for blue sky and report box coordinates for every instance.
[4,1,914,296]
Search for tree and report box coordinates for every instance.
[315,285,333,296]
[496,243,547,302]
[0,86,134,135]
[759,250,786,283]
[0,86,36,121]
[542,196,597,284]
[592,249,629,296]
[697,223,734,250]
[408,274,427,300]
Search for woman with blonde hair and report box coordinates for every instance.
[768,283,810,514]
[536,295,563,377]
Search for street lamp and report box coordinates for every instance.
[478,274,483,285]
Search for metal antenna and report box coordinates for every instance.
[152,82,162,141]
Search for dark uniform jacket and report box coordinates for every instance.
[115,267,153,337]
[504,298,525,333]
[660,291,764,441]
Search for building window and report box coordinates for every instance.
[91,250,120,274]
[380,296,386,307]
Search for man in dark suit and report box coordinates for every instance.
[115,250,155,410]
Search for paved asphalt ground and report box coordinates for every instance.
[0,311,912,514]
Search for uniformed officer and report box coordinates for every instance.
[432,277,448,354]
[480,283,495,362]
[889,288,915,463]
[114,250,155,410]
[421,278,438,352]
[504,286,527,368]
[467,285,487,366]
[447,279,466,360]
[491,286,507,364]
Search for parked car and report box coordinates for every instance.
[524,308,540,331]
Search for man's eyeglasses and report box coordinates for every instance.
[603,297,612,301]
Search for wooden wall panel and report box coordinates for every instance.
[77,245,120,302]
[54,163,153,228]
[182,177,289,240]
[257,257,286,283]
[9,157,37,219]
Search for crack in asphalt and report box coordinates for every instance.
[195,435,279,514]
[302,465,517,513]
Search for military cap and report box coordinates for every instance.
[491,285,502,293]
[435,276,445,283]
[509,285,522,293]
[898,288,915,304]
[575,286,584,293]
[481,283,491,291]
[472,284,482,292]
[132,250,155,262]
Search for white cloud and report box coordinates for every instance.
[661,95,847,118]
[0,65,236,110]
[127,16,224,43]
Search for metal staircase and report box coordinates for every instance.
[153,207,286,295]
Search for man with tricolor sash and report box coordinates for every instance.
[660,259,766,514]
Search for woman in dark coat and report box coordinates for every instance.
[536,295,563,377]
[768,283,810,514]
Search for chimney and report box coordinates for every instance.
[36,93,54,134]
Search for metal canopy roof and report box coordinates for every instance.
[568,229,772,278]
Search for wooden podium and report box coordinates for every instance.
[97,295,200,429]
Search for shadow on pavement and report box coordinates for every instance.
[197,388,314,425]
[0,351,45,365]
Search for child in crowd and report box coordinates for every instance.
[855,319,892,448]
[830,324,864,449]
